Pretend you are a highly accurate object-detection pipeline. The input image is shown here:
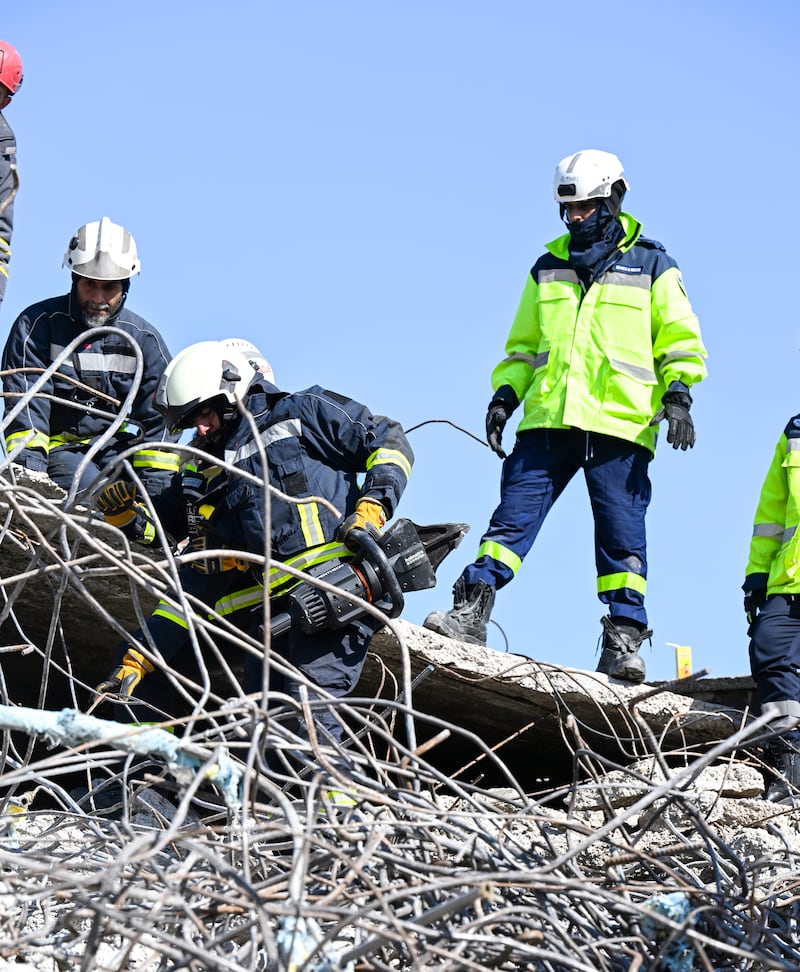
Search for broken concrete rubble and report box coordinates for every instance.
[0,463,760,789]
[2,465,800,968]
[359,620,755,787]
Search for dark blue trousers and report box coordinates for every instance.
[749,594,800,730]
[114,566,380,744]
[462,428,652,625]
[48,438,172,496]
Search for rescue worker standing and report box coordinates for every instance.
[743,415,800,802]
[1,218,178,494]
[425,150,707,683]
[0,40,23,313]
[93,339,414,745]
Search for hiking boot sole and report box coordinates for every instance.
[603,661,646,685]
[423,611,486,646]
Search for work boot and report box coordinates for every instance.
[423,577,495,646]
[596,616,652,684]
[763,736,800,803]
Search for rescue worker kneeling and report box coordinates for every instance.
[93,338,413,751]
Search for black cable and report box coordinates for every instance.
[404,417,489,449]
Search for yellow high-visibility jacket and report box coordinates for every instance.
[492,212,708,455]
[745,417,800,594]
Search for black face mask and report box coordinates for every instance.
[566,201,624,279]
[566,202,615,247]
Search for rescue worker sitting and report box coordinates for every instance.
[93,338,414,751]
[1,217,178,495]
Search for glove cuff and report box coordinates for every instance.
[489,384,519,413]
[742,572,769,594]
[662,380,692,409]
[122,647,155,675]
[104,509,137,527]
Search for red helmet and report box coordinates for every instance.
[0,42,23,97]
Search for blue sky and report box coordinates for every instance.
[3,1,797,681]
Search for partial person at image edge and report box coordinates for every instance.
[0,40,23,315]
[743,416,800,803]
[424,149,708,685]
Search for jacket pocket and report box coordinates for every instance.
[768,529,800,589]
[600,350,657,422]
[263,437,310,553]
[780,449,800,532]
[266,436,337,554]
[771,450,800,586]
[595,287,653,358]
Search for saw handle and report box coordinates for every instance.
[350,526,404,618]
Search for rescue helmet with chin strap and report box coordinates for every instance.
[553,149,629,217]
[63,217,141,281]
[153,340,260,434]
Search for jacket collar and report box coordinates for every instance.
[221,380,288,440]
[545,211,643,261]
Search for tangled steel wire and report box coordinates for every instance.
[0,362,798,970]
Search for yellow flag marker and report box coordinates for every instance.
[667,643,692,679]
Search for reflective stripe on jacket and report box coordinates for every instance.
[5,430,178,475]
[154,540,355,629]
[140,381,414,564]
[1,291,177,458]
[491,212,707,455]
[745,416,800,594]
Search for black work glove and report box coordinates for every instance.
[485,385,519,459]
[743,574,769,626]
[744,588,767,626]
[649,382,695,450]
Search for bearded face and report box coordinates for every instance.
[75,277,125,326]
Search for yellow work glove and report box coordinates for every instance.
[96,480,138,527]
[95,648,155,697]
[337,498,386,551]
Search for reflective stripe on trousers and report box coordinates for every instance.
[461,428,651,625]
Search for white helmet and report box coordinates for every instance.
[63,217,141,280]
[553,150,629,206]
[154,340,259,433]
[221,338,275,385]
